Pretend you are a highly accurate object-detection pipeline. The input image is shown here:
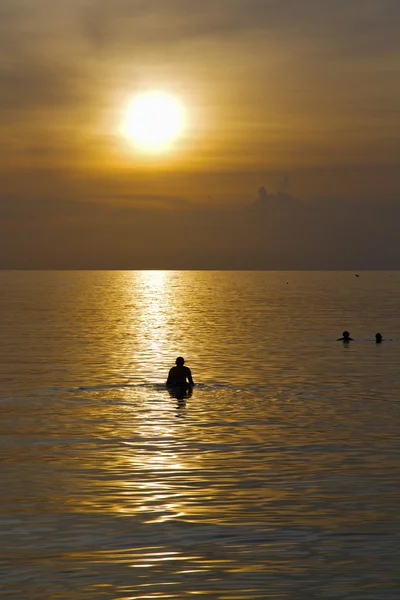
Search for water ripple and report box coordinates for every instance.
[1,271,399,598]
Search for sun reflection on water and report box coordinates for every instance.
[130,271,173,381]
[120,413,192,523]
[2,272,400,598]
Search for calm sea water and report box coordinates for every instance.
[1,271,399,599]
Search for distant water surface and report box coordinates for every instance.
[0,271,399,599]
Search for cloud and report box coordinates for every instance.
[0,2,92,117]
[2,1,399,102]
[0,62,86,112]
[1,184,400,268]
[0,0,398,253]
[90,194,191,210]
[80,0,400,58]
[252,186,300,211]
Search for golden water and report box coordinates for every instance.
[1,271,399,598]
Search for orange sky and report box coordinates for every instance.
[1,1,399,267]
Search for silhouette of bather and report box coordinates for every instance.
[337,331,354,342]
[166,357,194,386]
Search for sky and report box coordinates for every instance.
[1,0,399,268]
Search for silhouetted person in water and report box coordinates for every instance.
[167,384,193,405]
[375,332,383,343]
[166,357,194,386]
[337,330,354,342]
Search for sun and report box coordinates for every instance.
[121,91,185,152]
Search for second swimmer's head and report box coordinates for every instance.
[176,356,185,365]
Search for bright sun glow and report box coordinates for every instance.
[121,92,185,152]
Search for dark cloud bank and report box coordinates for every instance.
[1,188,399,269]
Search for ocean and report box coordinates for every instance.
[1,270,399,599]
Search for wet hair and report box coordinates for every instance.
[375,332,382,342]
[342,331,350,337]
[175,356,185,365]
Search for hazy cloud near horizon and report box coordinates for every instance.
[1,188,399,269]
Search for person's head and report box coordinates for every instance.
[375,332,382,342]
[342,331,350,338]
[175,356,185,366]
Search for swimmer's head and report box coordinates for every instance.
[176,356,185,366]
[342,331,350,338]
[375,332,382,342]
